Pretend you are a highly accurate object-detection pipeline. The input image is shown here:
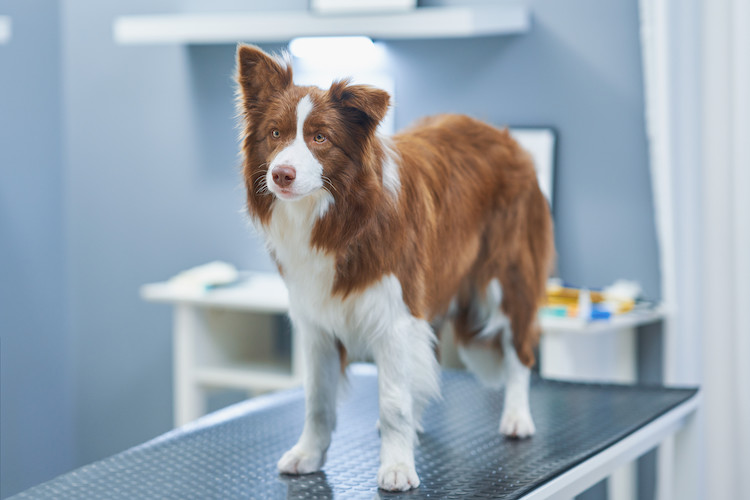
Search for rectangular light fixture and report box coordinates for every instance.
[289,36,377,63]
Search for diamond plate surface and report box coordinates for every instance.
[12,365,697,499]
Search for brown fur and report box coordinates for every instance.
[237,45,555,368]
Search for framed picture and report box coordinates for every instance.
[509,127,557,211]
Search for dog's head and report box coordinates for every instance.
[236,45,391,221]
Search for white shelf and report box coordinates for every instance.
[140,272,289,313]
[113,5,530,45]
[0,16,11,45]
[143,270,663,334]
[541,306,664,335]
[196,363,299,392]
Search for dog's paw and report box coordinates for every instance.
[277,445,325,475]
[500,409,536,439]
[377,462,420,491]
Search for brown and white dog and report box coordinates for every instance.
[236,45,555,492]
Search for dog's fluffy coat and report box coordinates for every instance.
[236,45,555,491]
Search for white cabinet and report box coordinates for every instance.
[142,273,301,426]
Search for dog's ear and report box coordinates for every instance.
[329,80,391,134]
[236,44,293,110]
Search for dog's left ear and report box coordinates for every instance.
[329,80,391,133]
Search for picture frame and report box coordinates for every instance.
[509,127,557,211]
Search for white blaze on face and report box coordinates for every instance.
[267,94,324,200]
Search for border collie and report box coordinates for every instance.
[236,45,555,492]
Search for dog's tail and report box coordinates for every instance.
[452,150,555,368]
[501,182,555,367]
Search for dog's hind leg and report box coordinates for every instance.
[455,279,536,438]
[497,326,535,438]
[457,332,535,438]
[495,249,545,438]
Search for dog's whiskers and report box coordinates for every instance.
[251,164,271,196]
[321,175,340,198]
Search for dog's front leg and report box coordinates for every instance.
[372,324,420,491]
[278,319,340,475]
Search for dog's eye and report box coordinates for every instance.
[313,133,326,144]
[272,129,280,139]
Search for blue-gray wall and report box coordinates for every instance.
[0,1,74,497]
[394,0,659,299]
[61,0,285,477]
[1,0,658,496]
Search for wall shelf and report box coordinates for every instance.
[541,306,664,334]
[196,364,298,392]
[113,5,530,45]
[0,16,11,45]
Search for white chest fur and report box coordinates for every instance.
[264,194,409,360]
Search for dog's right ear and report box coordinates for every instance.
[236,45,293,111]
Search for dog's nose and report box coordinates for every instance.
[271,165,296,188]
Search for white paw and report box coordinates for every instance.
[277,445,325,475]
[500,408,536,439]
[378,462,420,491]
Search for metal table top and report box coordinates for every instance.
[12,364,698,500]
